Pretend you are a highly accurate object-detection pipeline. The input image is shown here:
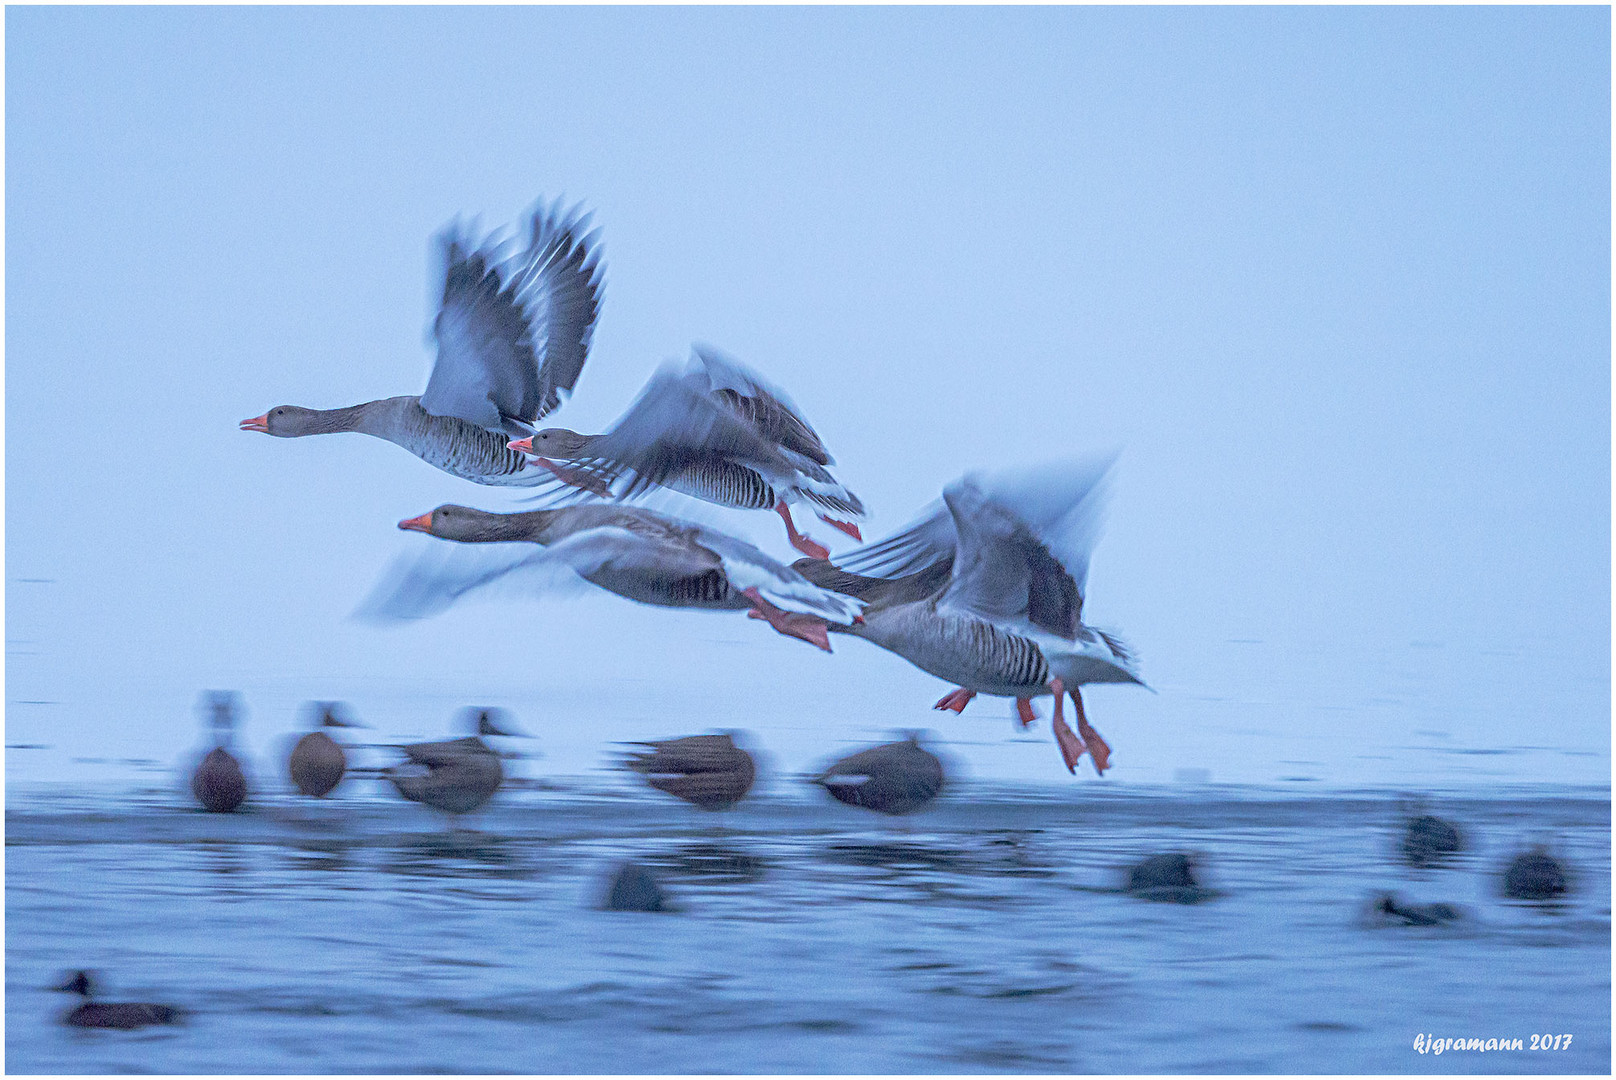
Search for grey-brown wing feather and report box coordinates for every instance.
[579,364,799,498]
[422,201,604,434]
[691,344,831,465]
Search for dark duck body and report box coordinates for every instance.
[55,971,182,1030]
[386,708,526,821]
[815,736,945,816]
[191,690,248,812]
[288,701,361,798]
[624,733,757,811]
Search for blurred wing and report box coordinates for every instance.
[791,556,953,608]
[937,455,1116,638]
[354,540,592,622]
[423,201,604,434]
[833,500,957,578]
[519,200,606,422]
[689,524,865,623]
[689,343,832,465]
[580,363,796,497]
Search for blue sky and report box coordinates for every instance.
[6,6,1609,789]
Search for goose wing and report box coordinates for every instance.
[356,540,596,622]
[832,500,957,579]
[689,344,832,465]
[422,200,605,435]
[935,455,1116,640]
[687,523,865,624]
[571,362,800,498]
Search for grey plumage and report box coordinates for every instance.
[242,199,605,487]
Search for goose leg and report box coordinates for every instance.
[775,502,829,560]
[815,514,863,541]
[1015,698,1038,728]
[933,687,976,713]
[1047,678,1088,774]
[742,587,832,652]
[1069,686,1111,775]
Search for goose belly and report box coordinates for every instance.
[860,608,1050,697]
[393,403,538,485]
[664,462,776,510]
[581,566,745,610]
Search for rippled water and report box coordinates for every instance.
[6,781,1610,1073]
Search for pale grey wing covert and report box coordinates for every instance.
[422,201,604,436]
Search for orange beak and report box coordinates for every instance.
[240,414,270,433]
[398,512,434,533]
[508,437,535,455]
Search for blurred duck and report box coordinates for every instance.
[623,733,757,811]
[1503,846,1569,900]
[191,690,248,813]
[1400,811,1464,867]
[366,503,863,652]
[814,736,944,816]
[54,971,182,1030]
[509,344,865,558]
[386,708,527,824]
[800,455,1145,777]
[288,701,363,798]
[242,199,605,487]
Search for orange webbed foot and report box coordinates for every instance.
[933,687,976,713]
[1016,698,1038,728]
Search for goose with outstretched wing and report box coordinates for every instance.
[508,344,866,558]
[361,503,864,652]
[797,455,1144,776]
[242,198,605,486]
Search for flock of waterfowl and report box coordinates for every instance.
[240,196,1149,776]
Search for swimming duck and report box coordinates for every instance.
[622,733,757,811]
[53,971,182,1030]
[191,690,248,812]
[242,199,604,486]
[287,701,363,798]
[807,455,1145,776]
[509,344,865,558]
[386,708,526,823]
[366,502,863,652]
[814,736,945,815]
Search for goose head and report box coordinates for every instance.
[240,405,340,437]
[397,505,523,543]
[510,428,593,461]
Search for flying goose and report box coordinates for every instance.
[622,733,757,811]
[508,345,865,559]
[53,971,183,1030]
[241,199,605,486]
[814,735,945,815]
[287,701,363,798]
[366,503,864,652]
[799,456,1144,776]
[191,690,249,812]
[386,708,526,823]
